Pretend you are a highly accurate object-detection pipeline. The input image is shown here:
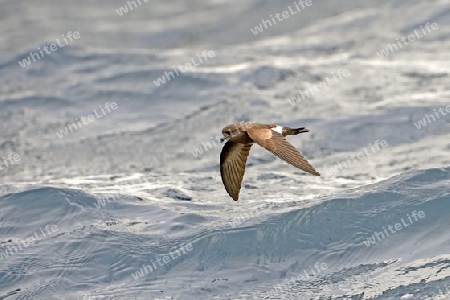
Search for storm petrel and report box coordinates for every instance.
[220,122,320,201]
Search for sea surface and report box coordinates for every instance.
[0,0,450,299]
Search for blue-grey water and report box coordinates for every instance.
[1,0,450,299]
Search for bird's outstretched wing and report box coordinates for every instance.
[246,128,320,176]
[220,141,253,201]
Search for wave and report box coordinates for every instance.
[0,167,448,299]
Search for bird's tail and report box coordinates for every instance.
[283,127,309,136]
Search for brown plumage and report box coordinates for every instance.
[220,122,320,201]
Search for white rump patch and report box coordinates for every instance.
[272,125,283,134]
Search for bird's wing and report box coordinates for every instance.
[246,127,320,176]
[220,141,253,201]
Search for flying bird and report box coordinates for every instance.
[220,122,320,201]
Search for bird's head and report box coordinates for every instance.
[220,126,241,143]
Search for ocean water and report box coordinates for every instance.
[1,0,450,299]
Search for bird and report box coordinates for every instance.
[219,122,320,201]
